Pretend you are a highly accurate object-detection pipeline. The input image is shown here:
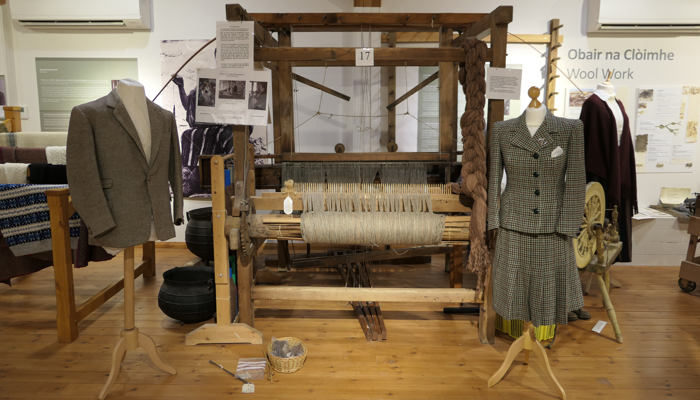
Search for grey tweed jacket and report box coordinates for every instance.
[487,110,585,237]
[66,89,183,248]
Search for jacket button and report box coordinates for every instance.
[535,190,540,196]
[533,208,539,214]
[533,172,539,177]
[147,177,151,181]
[533,153,539,159]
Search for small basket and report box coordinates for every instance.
[267,337,307,373]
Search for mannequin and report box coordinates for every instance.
[579,75,638,263]
[102,80,159,255]
[487,87,585,399]
[66,78,183,399]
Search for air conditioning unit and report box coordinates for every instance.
[587,0,700,34]
[10,0,152,30]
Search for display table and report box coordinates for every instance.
[624,209,689,266]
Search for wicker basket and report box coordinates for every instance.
[267,337,307,373]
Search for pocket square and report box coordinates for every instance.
[551,146,564,158]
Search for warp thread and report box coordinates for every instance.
[282,162,428,185]
[301,192,433,213]
[446,37,490,300]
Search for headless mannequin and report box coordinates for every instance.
[594,81,624,144]
[98,79,177,399]
[103,79,159,255]
[489,87,566,400]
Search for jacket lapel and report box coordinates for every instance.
[532,111,555,149]
[107,90,149,168]
[146,100,163,166]
[509,110,557,154]
[509,113,539,153]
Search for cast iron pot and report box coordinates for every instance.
[185,207,215,262]
[158,266,216,324]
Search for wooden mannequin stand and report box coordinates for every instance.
[99,246,177,399]
[488,322,566,399]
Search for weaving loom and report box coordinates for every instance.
[186,3,513,346]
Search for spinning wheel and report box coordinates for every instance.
[573,182,606,269]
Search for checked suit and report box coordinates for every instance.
[487,110,585,326]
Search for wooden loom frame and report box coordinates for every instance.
[45,188,156,343]
[380,18,564,112]
[1,106,22,133]
[186,4,513,346]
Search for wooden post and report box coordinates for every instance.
[387,32,397,151]
[480,21,509,346]
[546,19,562,111]
[277,28,294,154]
[439,28,456,157]
[186,125,262,345]
[46,189,78,343]
[450,246,463,288]
[211,154,232,327]
[2,107,22,132]
[142,241,156,278]
[123,247,136,332]
[233,126,254,326]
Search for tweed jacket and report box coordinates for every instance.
[487,110,585,238]
[66,89,184,248]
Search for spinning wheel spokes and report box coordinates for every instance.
[573,182,606,269]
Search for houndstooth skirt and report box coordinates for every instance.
[492,228,584,327]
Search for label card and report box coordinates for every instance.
[486,67,523,100]
[242,383,255,393]
[356,48,374,66]
[592,320,607,333]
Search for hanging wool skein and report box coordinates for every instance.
[446,37,490,300]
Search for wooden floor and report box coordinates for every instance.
[1,247,700,400]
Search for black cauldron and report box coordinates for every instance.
[185,207,215,262]
[158,266,216,324]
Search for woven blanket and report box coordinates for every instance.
[0,132,68,148]
[0,184,80,256]
[46,146,67,165]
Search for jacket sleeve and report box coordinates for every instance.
[66,106,117,237]
[487,122,504,231]
[168,113,184,225]
[556,120,586,237]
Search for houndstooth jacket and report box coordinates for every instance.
[487,110,585,237]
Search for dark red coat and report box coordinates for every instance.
[580,95,637,209]
[580,94,638,261]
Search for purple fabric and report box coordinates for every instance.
[0,147,16,164]
[15,147,47,164]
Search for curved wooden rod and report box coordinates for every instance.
[152,37,216,102]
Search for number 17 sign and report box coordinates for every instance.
[355,48,374,66]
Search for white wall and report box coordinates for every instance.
[2,1,700,256]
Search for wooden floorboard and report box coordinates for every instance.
[1,247,699,399]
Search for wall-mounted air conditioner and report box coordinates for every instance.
[9,0,151,30]
[587,0,700,35]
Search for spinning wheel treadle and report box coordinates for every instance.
[573,182,605,269]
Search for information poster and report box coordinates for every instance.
[635,86,700,173]
[36,58,138,131]
[564,87,630,120]
[216,21,254,70]
[416,65,521,153]
[195,68,270,126]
